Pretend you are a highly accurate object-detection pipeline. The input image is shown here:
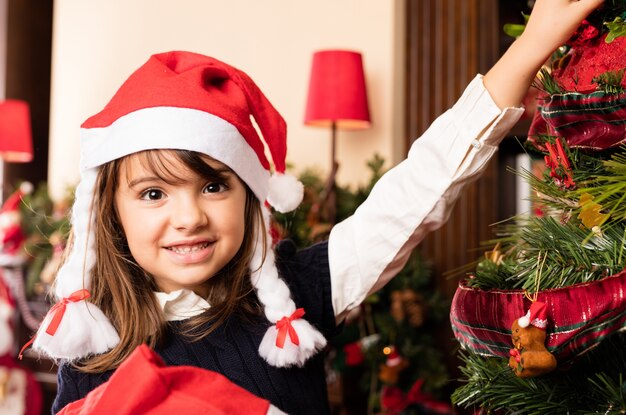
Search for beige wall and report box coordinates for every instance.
[48,0,405,200]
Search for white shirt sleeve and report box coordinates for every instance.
[328,74,525,322]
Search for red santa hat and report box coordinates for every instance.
[0,182,33,265]
[57,344,286,415]
[32,51,325,367]
[517,301,548,330]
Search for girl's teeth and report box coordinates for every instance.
[169,243,208,254]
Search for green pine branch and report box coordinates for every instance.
[532,68,564,95]
[593,69,626,94]
[453,332,626,414]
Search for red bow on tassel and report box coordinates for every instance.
[45,289,91,335]
[275,308,305,348]
[19,289,91,359]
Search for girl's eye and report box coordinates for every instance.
[203,182,227,193]
[140,189,165,201]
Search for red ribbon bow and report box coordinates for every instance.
[275,308,305,348]
[19,289,91,359]
[544,138,575,189]
[45,289,91,335]
[509,348,522,363]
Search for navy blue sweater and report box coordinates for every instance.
[52,240,339,414]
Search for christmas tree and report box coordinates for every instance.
[451,1,626,413]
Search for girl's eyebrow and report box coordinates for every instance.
[206,166,232,175]
[127,168,233,188]
[127,176,163,188]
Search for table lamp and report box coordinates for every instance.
[0,100,33,201]
[304,50,370,223]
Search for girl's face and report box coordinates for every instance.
[114,152,247,297]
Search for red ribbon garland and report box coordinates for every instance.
[275,308,305,348]
[19,289,90,359]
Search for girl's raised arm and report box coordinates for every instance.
[328,0,602,322]
[484,0,604,109]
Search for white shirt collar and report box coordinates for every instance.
[154,289,210,321]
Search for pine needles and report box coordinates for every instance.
[453,332,626,414]
[467,147,626,291]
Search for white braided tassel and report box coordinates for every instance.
[33,168,119,360]
[253,207,326,367]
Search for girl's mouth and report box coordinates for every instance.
[163,241,215,264]
[166,242,211,254]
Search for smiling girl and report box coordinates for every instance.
[26,1,603,413]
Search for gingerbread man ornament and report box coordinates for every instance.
[509,301,557,378]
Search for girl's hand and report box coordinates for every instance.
[522,0,605,56]
[484,0,604,109]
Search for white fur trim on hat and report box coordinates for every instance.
[32,168,119,360]
[267,173,304,213]
[80,107,271,203]
[252,207,326,367]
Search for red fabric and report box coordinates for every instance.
[527,34,626,151]
[528,90,626,151]
[556,34,626,94]
[450,269,626,363]
[527,301,548,329]
[81,51,287,173]
[567,20,600,47]
[58,344,271,415]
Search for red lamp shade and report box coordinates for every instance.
[304,50,370,130]
[0,100,33,163]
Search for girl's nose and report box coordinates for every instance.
[170,198,208,231]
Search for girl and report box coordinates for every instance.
[31,0,601,413]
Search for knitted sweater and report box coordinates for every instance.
[52,240,338,415]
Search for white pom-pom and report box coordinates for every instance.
[258,319,327,368]
[19,181,33,195]
[33,300,119,360]
[518,310,531,328]
[267,173,304,213]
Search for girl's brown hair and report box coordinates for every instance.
[75,149,263,373]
